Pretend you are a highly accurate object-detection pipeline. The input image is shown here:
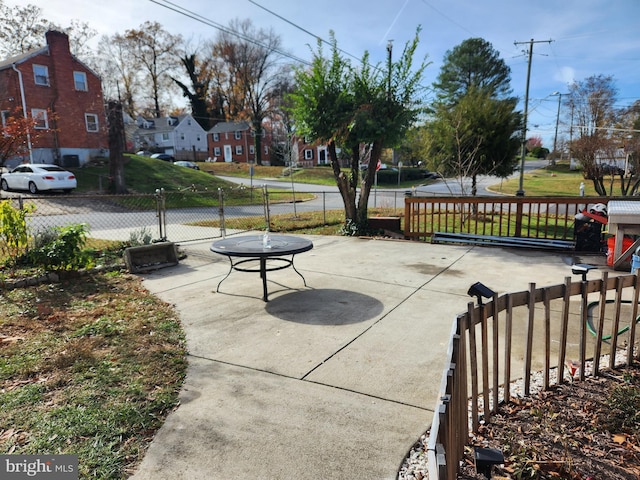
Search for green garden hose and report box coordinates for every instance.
[586,299,640,342]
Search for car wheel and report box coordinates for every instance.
[0,179,8,191]
[28,181,38,194]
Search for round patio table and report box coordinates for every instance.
[210,234,313,302]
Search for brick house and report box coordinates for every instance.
[291,137,330,167]
[0,30,108,167]
[133,114,208,161]
[207,121,272,164]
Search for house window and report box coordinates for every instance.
[180,133,185,141]
[234,131,242,140]
[1,110,9,129]
[197,135,201,142]
[249,145,255,154]
[304,149,313,160]
[235,145,243,155]
[213,133,219,141]
[74,71,88,91]
[33,65,49,85]
[85,113,99,132]
[214,147,221,156]
[31,109,48,129]
[264,146,268,155]
[162,132,169,141]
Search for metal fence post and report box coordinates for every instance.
[154,188,166,241]
[323,191,326,225]
[263,184,270,230]
[218,188,226,238]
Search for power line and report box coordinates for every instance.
[148,0,311,66]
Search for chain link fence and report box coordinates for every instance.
[2,187,407,244]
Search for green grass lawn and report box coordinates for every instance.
[493,162,605,196]
[0,272,186,479]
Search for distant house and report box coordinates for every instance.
[291,137,330,167]
[207,121,272,164]
[133,114,208,161]
[0,30,109,167]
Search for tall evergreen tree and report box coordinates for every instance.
[428,38,520,194]
[433,37,512,104]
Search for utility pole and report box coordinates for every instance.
[514,38,553,196]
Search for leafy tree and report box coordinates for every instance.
[433,37,512,105]
[429,38,520,194]
[527,135,543,150]
[428,88,521,195]
[123,21,182,118]
[396,126,431,167]
[0,108,39,167]
[289,30,427,233]
[567,74,619,195]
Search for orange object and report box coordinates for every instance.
[607,236,634,266]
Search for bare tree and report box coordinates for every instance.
[567,74,618,195]
[0,1,96,58]
[95,34,142,119]
[210,19,290,164]
[124,22,182,118]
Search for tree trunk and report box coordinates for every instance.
[253,121,263,165]
[108,101,128,194]
[357,141,384,226]
[327,140,357,222]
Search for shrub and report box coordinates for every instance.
[28,224,91,270]
[0,200,33,262]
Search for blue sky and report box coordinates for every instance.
[24,0,640,148]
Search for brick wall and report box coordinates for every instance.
[0,30,108,163]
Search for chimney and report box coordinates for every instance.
[45,30,71,56]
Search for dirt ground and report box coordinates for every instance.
[458,365,640,479]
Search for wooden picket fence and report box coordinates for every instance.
[427,271,640,479]
[403,196,611,242]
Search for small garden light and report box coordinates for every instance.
[467,282,496,306]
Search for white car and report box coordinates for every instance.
[0,164,77,194]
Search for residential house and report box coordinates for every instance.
[0,30,108,167]
[133,114,208,161]
[207,121,272,164]
[291,137,330,167]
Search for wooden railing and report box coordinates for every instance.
[403,196,614,241]
[428,272,640,479]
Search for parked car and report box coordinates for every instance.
[0,164,77,194]
[150,153,175,162]
[174,161,200,170]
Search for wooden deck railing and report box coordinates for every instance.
[427,272,640,479]
[403,196,613,241]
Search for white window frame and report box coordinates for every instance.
[85,113,99,132]
[33,65,49,86]
[73,71,88,91]
[180,133,185,141]
[1,110,9,128]
[161,132,169,141]
[213,133,219,141]
[249,145,255,155]
[32,109,48,129]
[304,149,313,160]
[234,131,242,140]
[214,147,221,156]
[235,145,243,155]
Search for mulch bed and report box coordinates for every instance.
[458,366,640,479]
